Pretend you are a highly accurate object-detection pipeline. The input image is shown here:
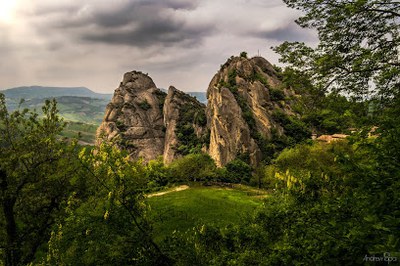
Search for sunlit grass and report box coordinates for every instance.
[146,185,267,242]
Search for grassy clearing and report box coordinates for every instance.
[146,185,267,242]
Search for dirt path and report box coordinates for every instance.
[147,185,189,198]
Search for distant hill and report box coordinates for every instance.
[187,92,207,104]
[5,96,109,124]
[1,86,112,100]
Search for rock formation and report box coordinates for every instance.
[96,71,166,162]
[206,56,294,167]
[97,55,304,166]
[163,86,208,164]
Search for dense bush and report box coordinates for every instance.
[163,125,400,264]
[168,153,217,182]
[145,157,169,189]
[225,159,252,184]
[272,110,311,144]
[174,97,208,156]
[269,88,285,101]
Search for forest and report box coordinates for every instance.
[1,0,399,265]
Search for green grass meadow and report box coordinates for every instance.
[146,186,267,242]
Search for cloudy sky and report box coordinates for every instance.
[0,0,316,93]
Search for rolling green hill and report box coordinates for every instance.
[6,96,109,124]
[146,185,267,242]
[1,86,112,100]
[1,86,111,144]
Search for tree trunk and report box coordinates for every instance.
[1,170,20,266]
[3,197,19,266]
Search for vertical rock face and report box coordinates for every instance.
[96,71,166,162]
[97,55,301,166]
[163,86,208,164]
[206,56,294,167]
[207,86,261,167]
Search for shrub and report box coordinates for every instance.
[145,157,169,188]
[138,99,151,110]
[272,110,311,144]
[225,159,252,184]
[269,88,285,101]
[168,153,217,182]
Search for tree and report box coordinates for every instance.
[274,0,399,103]
[225,159,252,184]
[46,141,171,265]
[168,153,217,182]
[0,94,80,265]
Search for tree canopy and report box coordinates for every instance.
[0,95,80,265]
[274,0,399,102]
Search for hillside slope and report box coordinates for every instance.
[1,86,112,100]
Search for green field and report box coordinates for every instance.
[146,185,267,242]
[60,121,98,145]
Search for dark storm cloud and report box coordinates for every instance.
[254,22,317,42]
[34,0,211,48]
[2,0,319,93]
[87,0,199,28]
[83,21,210,47]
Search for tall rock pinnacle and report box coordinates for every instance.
[96,71,166,162]
[206,56,294,167]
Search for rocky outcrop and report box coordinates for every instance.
[163,86,208,164]
[206,56,294,167]
[96,71,166,162]
[97,55,303,167]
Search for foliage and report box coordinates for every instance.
[46,141,170,265]
[162,128,400,264]
[240,51,248,58]
[225,159,253,184]
[138,99,152,110]
[272,110,311,144]
[250,72,270,87]
[0,94,82,265]
[168,154,217,182]
[283,68,372,133]
[145,157,170,189]
[273,0,400,103]
[269,88,285,101]
[174,98,208,156]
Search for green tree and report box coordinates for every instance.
[168,153,217,182]
[274,0,399,102]
[46,141,170,265]
[0,94,80,265]
[225,159,252,184]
